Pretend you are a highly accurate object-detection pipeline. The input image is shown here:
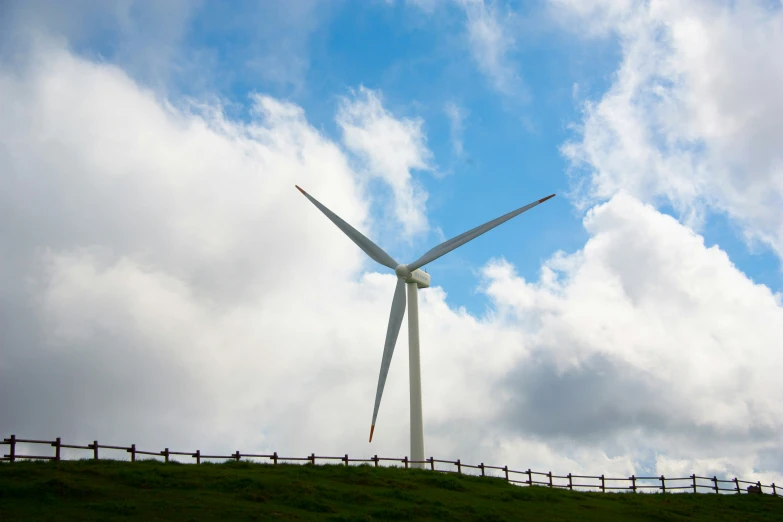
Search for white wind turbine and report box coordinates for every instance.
[296,185,554,468]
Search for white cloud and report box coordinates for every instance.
[1,0,197,90]
[554,0,783,259]
[237,0,335,93]
[406,0,523,98]
[444,101,467,157]
[0,0,337,97]
[480,192,783,482]
[457,0,523,97]
[337,86,432,236]
[0,41,377,447]
[0,42,440,461]
[2,19,782,488]
[405,0,442,12]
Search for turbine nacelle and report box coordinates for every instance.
[394,264,431,288]
[403,267,430,289]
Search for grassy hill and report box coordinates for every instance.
[1,460,781,521]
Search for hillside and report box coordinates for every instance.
[1,460,781,521]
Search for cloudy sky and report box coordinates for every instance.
[2,0,782,486]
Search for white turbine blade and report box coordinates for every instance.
[296,185,398,270]
[369,277,407,442]
[407,194,555,271]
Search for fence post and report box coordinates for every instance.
[233,451,241,462]
[194,450,200,464]
[343,454,349,467]
[7,435,16,463]
[373,455,379,468]
[660,475,666,494]
[772,483,777,496]
[504,465,509,482]
[480,463,485,477]
[403,456,409,469]
[757,481,762,494]
[163,448,170,463]
[631,475,637,493]
[549,472,554,488]
[53,438,61,462]
[309,453,315,466]
[734,478,740,494]
[429,457,435,471]
[567,473,573,490]
[691,474,696,493]
[272,452,278,465]
[92,441,99,460]
[600,475,605,493]
[456,459,461,475]
[129,444,136,462]
[526,469,532,486]
[713,476,719,494]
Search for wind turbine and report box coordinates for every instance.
[295,185,554,468]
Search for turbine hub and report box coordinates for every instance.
[395,264,411,280]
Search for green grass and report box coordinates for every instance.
[1,460,781,521]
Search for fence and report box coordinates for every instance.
[1,435,779,497]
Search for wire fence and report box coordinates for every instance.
[1,434,779,497]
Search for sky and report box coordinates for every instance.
[1,0,782,486]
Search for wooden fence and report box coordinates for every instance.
[2,435,779,497]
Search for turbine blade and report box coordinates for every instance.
[369,277,407,442]
[407,194,555,271]
[296,185,398,270]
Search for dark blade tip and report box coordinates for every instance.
[295,185,306,195]
[539,194,556,203]
[369,425,375,443]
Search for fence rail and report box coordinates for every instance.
[1,434,779,497]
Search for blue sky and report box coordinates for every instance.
[66,3,600,302]
[3,0,783,485]
[56,0,782,313]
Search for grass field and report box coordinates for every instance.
[1,459,781,521]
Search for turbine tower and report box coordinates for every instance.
[296,185,554,468]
